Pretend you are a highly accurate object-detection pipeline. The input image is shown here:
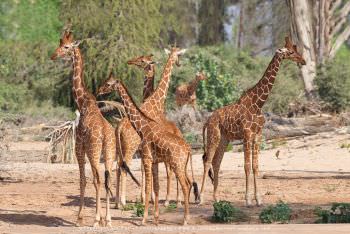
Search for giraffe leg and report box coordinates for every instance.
[87,143,103,227]
[164,162,172,207]
[76,137,86,226]
[141,144,152,225]
[152,163,160,225]
[176,172,190,225]
[176,179,182,207]
[212,137,228,202]
[103,136,115,227]
[142,159,152,225]
[252,133,263,206]
[141,161,145,203]
[199,126,221,205]
[243,136,253,207]
[115,165,121,209]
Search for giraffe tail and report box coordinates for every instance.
[104,170,114,197]
[121,161,141,187]
[116,122,141,187]
[189,152,200,202]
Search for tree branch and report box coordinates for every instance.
[329,25,350,58]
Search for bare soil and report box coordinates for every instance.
[1,129,350,233]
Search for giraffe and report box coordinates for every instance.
[107,49,185,208]
[50,30,137,227]
[98,76,199,225]
[199,37,306,206]
[175,72,207,109]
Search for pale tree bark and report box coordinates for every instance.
[288,0,350,96]
[288,0,317,96]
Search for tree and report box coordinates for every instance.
[288,0,350,97]
[198,0,225,45]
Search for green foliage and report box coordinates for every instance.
[226,143,233,152]
[165,202,177,212]
[315,203,350,223]
[315,45,350,112]
[134,201,145,217]
[212,200,247,223]
[0,0,62,41]
[259,201,291,224]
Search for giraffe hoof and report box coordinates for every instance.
[93,221,100,227]
[153,218,159,226]
[182,219,188,226]
[105,220,112,227]
[176,201,182,208]
[256,197,263,206]
[164,200,169,207]
[141,219,147,226]
[76,217,83,227]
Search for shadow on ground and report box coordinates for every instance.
[0,209,75,227]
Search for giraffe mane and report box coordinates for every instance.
[119,81,157,123]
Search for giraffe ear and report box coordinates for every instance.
[72,40,81,47]
[164,48,171,55]
[177,49,187,55]
[285,36,292,48]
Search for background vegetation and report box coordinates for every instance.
[0,0,349,118]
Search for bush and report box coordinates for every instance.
[134,201,145,217]
[315,203,350,223]
[259,201,291,223]
[212,200,247,223]
[315,45,350,112]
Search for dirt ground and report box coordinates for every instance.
[1,129,350,233]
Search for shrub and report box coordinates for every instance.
[212,200,247,223]
[315,45,350,112]
[315,203,350,223]
[259,201,291,223]
[134,201,145,217]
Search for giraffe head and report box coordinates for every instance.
[127,54,156,79]
[277,37,306,65]
[127,54,156,70]
[97,73,117,96]
[164,47,187,67]
[196,72,207,81]
[50,30,81,61]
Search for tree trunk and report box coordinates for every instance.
[288,0,317,96]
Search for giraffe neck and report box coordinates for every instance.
[142,66,155,102]
[114,82,151,137]
[245,52,283,109]
[146,52,176,113]
[71,48,91,110]
[187,76,201,95]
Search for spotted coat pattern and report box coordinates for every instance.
[175,72,206,109]
[199,37,306,207]
[51,31,116,227]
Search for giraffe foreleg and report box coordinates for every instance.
[164,162,172,207]
[141,145,152,225]
[243,136,253,207]
[252,132,263,206]
[152,163,160,225]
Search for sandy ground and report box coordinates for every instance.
[1,130,350,233]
